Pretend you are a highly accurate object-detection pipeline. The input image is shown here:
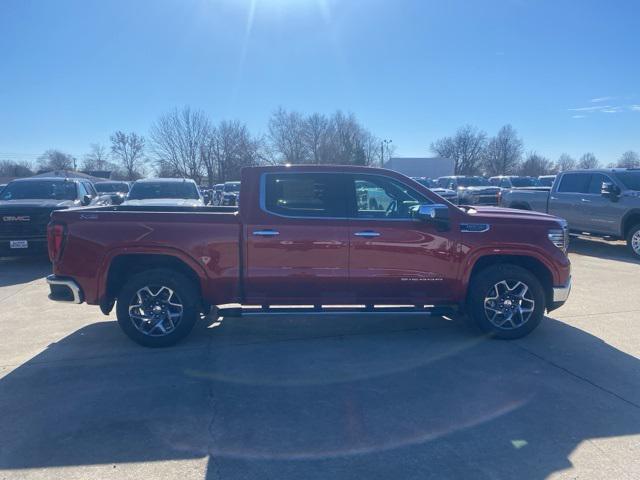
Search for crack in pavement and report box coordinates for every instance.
[514,342,640,410]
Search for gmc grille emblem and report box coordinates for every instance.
[2,216,31,222]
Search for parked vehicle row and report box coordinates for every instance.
[0,177,112,256]
[500,168,640,258]
[46,165,571,347]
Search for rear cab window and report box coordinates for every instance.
[263,173,348,218]
[557,173,591,193]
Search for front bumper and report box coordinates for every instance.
[46,275,83,304]
[549,276,572,311]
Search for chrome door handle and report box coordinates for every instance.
[581,198,591,203]
[550,196,558,200]
[253,229,280,236]
[354,231,381,238]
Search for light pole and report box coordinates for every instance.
[381,139,392,167]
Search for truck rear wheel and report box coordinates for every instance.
[116,268,200,347]
[626,224,640,259]
[467,264,545,339]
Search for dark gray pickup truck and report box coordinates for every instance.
[501,169,640,258]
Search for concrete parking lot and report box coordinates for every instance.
[0,238,639,480]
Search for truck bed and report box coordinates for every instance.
[500,188,550,212]
[50,205,242,306]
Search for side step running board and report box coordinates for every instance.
[217,305,457,317]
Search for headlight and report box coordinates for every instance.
[548,224,569,252]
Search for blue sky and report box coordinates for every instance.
[1,0,639,164]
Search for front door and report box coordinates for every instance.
[245,172,351,305]
[347,174,458,305]
[584,173,622,236]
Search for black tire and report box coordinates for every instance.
[467,264,545,339]
[116,268,200,347]
[626,224,640,259]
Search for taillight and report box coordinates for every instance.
[47,223,66,262]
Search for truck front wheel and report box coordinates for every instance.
[626,224,640,259]
[467,264,545,339]
[116,268,200,347]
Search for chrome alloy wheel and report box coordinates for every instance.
[483,280,535,330]
[128,286,184,337]
[632,230,640,255]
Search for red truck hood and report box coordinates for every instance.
[465,206,563,223]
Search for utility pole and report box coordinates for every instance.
[381,139,392,167]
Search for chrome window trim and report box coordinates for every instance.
[259,172,442,222]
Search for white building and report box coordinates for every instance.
[383,157,454,178]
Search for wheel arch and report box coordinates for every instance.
[622,209,640,238]
[101,253,204,314]
[467,254,554,308]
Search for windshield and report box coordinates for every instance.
[511,177,538,187]
[615,172,640,191]
[95,182,129,193]
[457,177,489,187]
[128,182,199,200]
[0,181,77,201]
[538,176,556,187]
[224,183,240,192]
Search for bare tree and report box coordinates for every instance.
[110,131,146,180]
[82,143,111,171]
[577,153,600,170]
[150,107,210,182]
[555,154,576,172]
[482,125,523,176]
[519,152,554,176]
[303,113,330,164]
[617,150,640,168]
[0,160,33,178]
[267,108,309,164]
[37,150,76,172]
[202,120,262,183]
[431,125,487,175]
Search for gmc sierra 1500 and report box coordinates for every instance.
[46,165,571,347]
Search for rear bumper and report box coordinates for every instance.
[46,275,84,304]
[549,276,571,311]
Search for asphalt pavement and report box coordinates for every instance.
[0,237,639,480]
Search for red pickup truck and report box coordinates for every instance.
[46,165,571,347]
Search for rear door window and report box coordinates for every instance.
[557,173,591,193]
[263,173,348,218]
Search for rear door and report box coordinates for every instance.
[244,172,351,305]
[347,174,457,305]
[549,173,591,231]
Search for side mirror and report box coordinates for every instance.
[601,182,621,200]
[81,194,92,206]
[412,203,450,222]
[111,194,124,205]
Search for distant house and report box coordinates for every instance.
[383,157,454,179]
